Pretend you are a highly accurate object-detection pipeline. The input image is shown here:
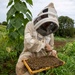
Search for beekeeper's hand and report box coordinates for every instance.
[45,44,52,51]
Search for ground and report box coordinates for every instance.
[54,40,66,49]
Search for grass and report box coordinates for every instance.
[54,36,66,41]
[0,25,17,75]
[0,25,6,31]
[0,25,75,75]
[40,42,75,75]
[0,25,7,39]
[55,36,75,42]
[0,25,7,50]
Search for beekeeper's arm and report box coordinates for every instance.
[45,34,54,51]
[24,22,45,52]
[49,33,54,49]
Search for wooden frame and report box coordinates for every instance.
[23,58,65,74]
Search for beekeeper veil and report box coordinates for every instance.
[33,3,59,36]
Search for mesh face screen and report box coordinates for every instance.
[36,22,58,36]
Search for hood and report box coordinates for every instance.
[33,3,59,30]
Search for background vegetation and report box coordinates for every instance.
[6,0,33,57]
[0,21,7,26]
[0,25,75,75]
[55,16,75,37]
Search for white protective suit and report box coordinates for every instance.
[16,3,59,75]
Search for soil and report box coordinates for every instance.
[26,56,64,70]
[54,40,66,48]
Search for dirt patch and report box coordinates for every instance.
[54,40,66,48]
[26,56,64,70]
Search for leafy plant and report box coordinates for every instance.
[0,0,33,75]
[0,26,17,75]
[7,0,33,55]
[49,42,75,75]
[55,16,75,37]
[0,26,75,75]
[39,41,75,75]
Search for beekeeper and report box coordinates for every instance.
[16,3,59,75]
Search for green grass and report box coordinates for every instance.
[40,42,75,75]
[0,25,7,40]
[0,25,75,75]
[0,25,6,32]
[0,25,7,50]
[54,36,66,41]
[55,36,75,42]
[0,25,17,75]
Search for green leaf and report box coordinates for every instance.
[24,18,29,26]
[26,0,33,5]
[27,9,32,17]
[26,13,32,21]
[18,26,24,36]
[9,31,19,39]
[14,0,20,3]
[7,5,16,21]
[7,0,13,7]
[10,13,24,29]
[7,23,12,30]
[14,1,27,14]
[11,18,22,29]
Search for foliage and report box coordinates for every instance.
[55,16,75,37]
[1,21,7,26]
[63,42,75,56]
[0,26,75,75]
[0,48,18,75]
[0,25,6,32]
[0,0,33,74]
[0,25,17,75]
[0,22,2,25]
[7,0,33,56]
[40,42,75,75]
[54,36,75,43]
[52,42,75,75]
[0,21,7,26]
[54,36,66,41]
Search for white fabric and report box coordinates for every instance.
[34,3,59,30]
[22,71,30,75]
[34,17,58,29]
[25,33,35,49]
[24,22,47,52]
[23,21,54,53]
[38,11,58,18]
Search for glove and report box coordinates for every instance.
[45,44,52,51]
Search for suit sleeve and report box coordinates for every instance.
[49,33,54,50]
